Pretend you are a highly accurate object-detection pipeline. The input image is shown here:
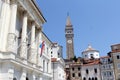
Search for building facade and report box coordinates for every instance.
[100,56,115,80]
[51,43,65,80]
[0,0,52,80]
[81,45,101,80]
[111,44,120,80]
[69,58,82,80]
[81,60,101,80]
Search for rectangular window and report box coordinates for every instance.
[78,73,81,77]
[86,69,89,74]
[117,55,120,59]
[117,63,120,69]
[78,67,80,71]
[47,62,48,72]
[43,60,45,72]
[72,73,75,77]
[72,68,74,71]
[94,68,97,73]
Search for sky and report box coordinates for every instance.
[36,0,120,58]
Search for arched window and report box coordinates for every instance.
[95,77,97,80]
[13,78,17,80]
[26,77,29,80]
[89,78,91,80]
[92,77,94,80]
[83,77,86,80]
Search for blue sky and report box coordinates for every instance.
[36,0,120,58]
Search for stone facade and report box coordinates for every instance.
[65,16,74,59]
[111,44,120,80]
[0,0,52,80]
[100,56,115,80]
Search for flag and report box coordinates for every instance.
[39,41,45,57]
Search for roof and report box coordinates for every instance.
[31,0,47,23]
[51,58,57,62]
[82,44,99,53]
[66,15,72,26]
[100,56,110,59]
[82,59,100,66]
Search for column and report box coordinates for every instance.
[29,22,37,64]
[7,1,17,53]
[0,0,10,51]
[20,11,28,59]
[37,29,42,66]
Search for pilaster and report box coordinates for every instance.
[20,69,27,80]
[0,0,10,51]
[20,11,28,59]
[7,0,17,53]
[8,66,14,80]
[37,29,42,66]
[29,22,37,64]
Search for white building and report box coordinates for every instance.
[51,43,65,80]
[81,45,101,80]
[81,59,101,80]
[82,45,100,59]
[0,0,52,80]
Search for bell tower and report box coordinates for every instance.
[65,15,74,59]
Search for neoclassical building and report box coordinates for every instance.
[0,0,52,80]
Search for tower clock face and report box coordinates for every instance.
[67,40,72,43]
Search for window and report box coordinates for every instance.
[117,55,120,59]
[86,69,89,74]
[78,73,81,77]
[78,67,80,71]
[72,68,74,71]
[92,77,94,80]
[94,68,97,73]
[89,78,91,80]
[85,55,87,57]
[117,63,120,69]
[26,77,29,80]
[91,54,94,59]
[47,47,48,53]
[108,58,110,62]
[51,51,53,54]
[47,62,48,72]
[43,60,45,72]
[13,78,17,80]
[109,72,112,76]
[95,77,97,80]
[103,72,106,76]
[72,73,75,77]
[83,77,86,80]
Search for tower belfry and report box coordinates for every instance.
[65,15,74,59]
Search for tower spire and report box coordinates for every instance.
[66,13,72,26]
